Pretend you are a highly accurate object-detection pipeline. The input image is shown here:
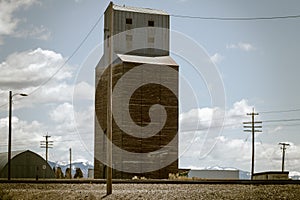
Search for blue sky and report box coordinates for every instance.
[0,0,300,175]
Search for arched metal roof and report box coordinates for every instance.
[0,150,55,178]
[0,150,24,172]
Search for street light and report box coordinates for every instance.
[8,91,28,180]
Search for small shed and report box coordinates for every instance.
[0,150,55,179]
[253,171,289,180]
[188,169,240,180]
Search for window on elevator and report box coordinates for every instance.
[126,18,132,25]
[148,20,154,27]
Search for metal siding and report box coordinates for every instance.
[113,4,168,16]
[108,8,169,56]
[188,170,240,179]
[95,4,177,179]
[0,150,55,178]
[117,54,178,66]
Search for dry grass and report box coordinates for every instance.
[1,183,300,200]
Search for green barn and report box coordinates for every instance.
[0,150,55,179]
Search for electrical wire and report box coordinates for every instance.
[28,12,104,96]
[0,12,104,112]
[260,108,300,114]
[0,102,7,109]
[263,118,300,123]
[170,14,300,21]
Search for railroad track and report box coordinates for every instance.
[1,179,300,185]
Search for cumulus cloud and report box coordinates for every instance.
[49,102,74,124]
[0,48,72,89]
[210,53,224,64]
[14,25,51,40]
[179,99,300,172]
[180,99,252,133]
[49,102,93,143]
[226,42,256,51]
[179,99,252,164]
[180,127,300,172]
[0,0,37,36]
[0,100,94,162]
[179,99,252,168]
[0,48,79,107]
[47,102,94,161]
[0,0,50,44]
[73,81,94,100]
[0,116,44,153]
[0,46,95,162]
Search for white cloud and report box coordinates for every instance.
[180,99,252,133]
[226,42,256,51]
[210,53,224,64]
[0,48,77,107]
[0,99,94,162]
[179,99,253,165]
[14,25,51,41]
[180,132,300,172]
[0,48,72,89]
[49,102,93,142]
[179,99,252,168]
[73,81,94,100]
[179,99,300,173]
[0,0,51,44]
[0,0,38,36]
[47,102,94,162]
[49,102,74,123]
[0,116,44,153]
[265,126,283,134]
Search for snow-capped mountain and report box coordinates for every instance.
[48,160,93,178]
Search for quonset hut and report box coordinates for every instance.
[95,3,178,179]
[0,150,55,179]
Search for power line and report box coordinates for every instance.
[261,108,300,114]
[279,142,290,172]
[0,19,104,110]
[170,14,300,21]
[263,118,300,123]
[0,103,6,109]
[40,133,53,163]
[180,122,243,133]
[0,12,105,109]
[243,108,262,180]
[263,123,300,128]
[28,12,104,96]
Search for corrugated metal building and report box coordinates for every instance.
[0,150,55,179]
[188,170,240,180]
[95,3,178,179]
[253,171,289,180]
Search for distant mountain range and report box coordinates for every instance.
[183,165,300,180]
[48,161,93,178]
[47,162,300,180]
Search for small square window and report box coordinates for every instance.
[148,20,154,27]
[126,18,132,24]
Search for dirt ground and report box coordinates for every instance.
[1,183,300,200]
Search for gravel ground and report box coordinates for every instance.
[1,183,300,200]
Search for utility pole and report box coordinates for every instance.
[279,142,290,172]
[106,1,114,195]
[69,148,72,179]
[7,91,28,180]
[243,108,262,180]
[8,91,12,180]
[40,133,53,163]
